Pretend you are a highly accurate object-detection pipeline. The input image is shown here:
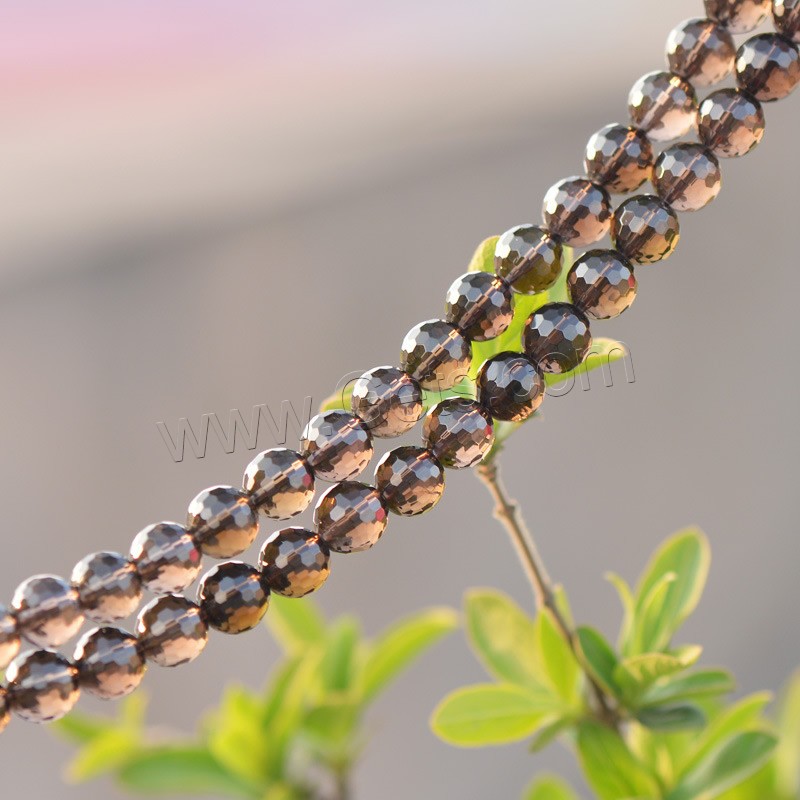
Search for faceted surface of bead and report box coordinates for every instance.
[197,561,270,634]
[735,33,800,101]
[374,446,445,516]
[612,195,681,265]
[422,398,494,469]
[314,481,388,554]
[74,626,146,699]
[567,250,638,321]
[350,367,423,438]
[774,0,800,42]
[477,352,545,423]
[653,144,722,212]
[399,319,471,391]
[136,594,208,667]
[698,88,765,157]
[6,650,79,722]
[130,522,202,594]
[444,272,513,342]
[187,485,259,559]
[300,410,374,482]
[0,603,20,669]
[628,71,698,142]
[12,575,84,649]
[243,448,314,520]
[494,225,563,294]
[259,528,330,598]
[523,302,592,374]
[666,18,735,87]
[705,0,770,32]
[71,551,143,623]
[584,124,654,194]
[0,688,8,734]
[541,177,612,247]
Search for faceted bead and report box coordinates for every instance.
[187,485,259,559]
[300,410,374,482]
[584,124,654,194]
[666,18,736,87]
[0,688,8,734]
[705,0,770,32]
[444,272,513,342]
[567,250,638,321]
[71,551,143,623]
[259,528,330,598]
[735,33,800,101]
[541,177,612,247]
[494,225,562,295]
[422,398,494,469]
[12,575,83,649]
[374,446,445,516]
[476,352,545,423]
[243,448,314,520]
[653,144,722,212]
[399,319,471,391]
[522,302,592,374]
[73,627,146,700]
[774,0,800,43]
[314,481,388,554]
[130,522,202,594]
[698,88,766,157]
[6,650,79,723]
[0,604,20,669]
[628,71,698,142]
[197,561,269,634]
[350,367,423,438]
[612,195,681,265]
[136,594,208,667]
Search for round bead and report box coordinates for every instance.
[374,446,445,517]
[584,124,654,194]
[422,398,494,469]
[774,0,800,42]
[653,144,722,212]
[300,410,374,482]
[136,594,208,668]
[6,650,79,722]
[243,448,315,520]
[130,522,202,595]
[494,225,563,295]
[541,177,612,247]
[73,627,146,699]
[705,0,770,32]
[12,575,83,649]
[197,562,270,634]
[612,195,681,265]
[628,71,698,142]
[444,272,513,342]
[350,367,423,438]
[187,485,259,559]
[476,352,545,423]
[666,18,736,87]
[522,302,592,375]
[259,528,331,598]
[314,482,388,554]
[399,319,471,391]
[71,551,143,623]
[567,250,638,321]
[735,33,800,101]
[698,89,766,158]
[0,604,20,669]
[0,688,9,734]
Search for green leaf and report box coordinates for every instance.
[576,626,621,699]
[266,595,327,654]
[65,729,140,782]
[776,670,800,796]
[534,609,581,705]
[631,570,677,654]
[641,669,735,707]
[615,648,702,704]
[54,710,114,744]
[606,572,636,651]
[523,773,580,800]
[543,338,630,389]
[320,616,361,693]
[528,716,576,753]
[637,704,706,732]
[467,236,499,274]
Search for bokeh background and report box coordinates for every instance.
[1,1,798,797]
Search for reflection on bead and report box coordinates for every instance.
[259,528,330,598]
[477,352,545,423]
[445,272,513,342]
[0,688,8,734]
[612,195,681,265]
[351,367,423,438]
[130,522,202,595]
[567,250,638,321]
[300,410,374,482]
[243,448,315,520]
[12,575,84,649]
[666,18,735,87]
[198,562,270,634]
[542,177,612,247]
[314,482,388,554]
[698,88,765,158]
[72,551,143,623]
[187,485,259,559]
[523,302,592,374]
[6,650,79,723]
[774,0,800,42]
[374,446,445,516]
[584,124,654,194]
[423,398,494,469]
[735,33,800,102]
[136,595,208,668]
[653,144,722,212]
[628,71,698,142]
[74,627,146,700]
[400,319,471,391]
[705,0,770,32]
[0,604,20,669]
[494,225,563,295]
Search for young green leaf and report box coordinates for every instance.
[615,648,702,704]
[775,670,800,797]
[266,595,327,654]
[528,716,576,753]
[606,572,636,651]
[467,236,499,274]
[534,609,581,705]
[523,773,580,800]
[64,728,141,783]
[576,626,621,699]
[543,339,630,389]
[320,616,361,693]
[641,668,735,708]
[636,704,706,732]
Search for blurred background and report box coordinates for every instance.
[0,0,798,797]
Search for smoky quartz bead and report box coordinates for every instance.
[422,398,494,469]
[653,144,722,212]
[0,604,20,669]
[314,481,388,554]
[476,352,545,423]
[6,650,79,723]
[187,485,259,559]
[136,594,208,668]
[243,448,315,520]
[130,522,202,594]
[300,410,374,482]
[444,272,513,342]
[666,18,735,87]
[400,319,471,391]
[197,561,270,634]
[259,528,331,598]
[698,89,765,158]
[12,575,84,649]
[567,250,638,321]
[0,688,8,734]
[735,33,800,102]
[584,124,654,194]
[523,302,592,374]
[350,366,423,438]
[628,71,698,142]
[612,195,681,265]
[774,0,800,42]
[494,225,563,295]
[374,446,445,517]
[71,551,143,623]
[542,177,612,247]
[705,0,770,32]
[74,627,146,699]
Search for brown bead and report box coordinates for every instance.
[136,594,208,668]
[259,528,330,598]
[698,88,765,158]
[350,367,423,438]
[735,33,800,102]
[314,481,388,554]
[612,195,681,265]
[522,302,592,374]
[628,71,698,142]
[476,352,545,423]
[422,398,494,469]
[197,561,270,634]
[0,688,9,734]
[6,650,80,723]
[653,144,722,212]
[494,225,563,295]
[130,522,203,595]
[374,446,445,517]
[542,177,612,247]
[71,551,143,624]
[584,124,654,194]
[74,627,146,700]
[187,485,259,559]
[400,319,471,391]
[0,604,20,669]
[12,575,84,649]
[666,18,736,87]
[774,0,800,43]
[568,250,638,320]
[445,272,513,342]
[243,448,315,520]
[300,410,374,482]
[705,0,770,32]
